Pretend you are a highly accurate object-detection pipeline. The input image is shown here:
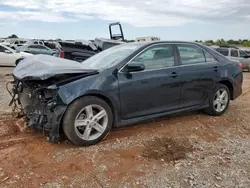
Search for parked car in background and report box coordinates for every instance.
[56,40,98,62]
[25,39,45,46]
[45,22,126,62]
[243,49,250,55]
[0,39,6,43]
[56,38,124,62]
[0,43,33,66]
[213,47,250,61]
[9,39,28,50]
[17,44,59,56]
[239,58,250,71]
[212,47,250,71]
[0,42,11,48]
[11,41,243,146]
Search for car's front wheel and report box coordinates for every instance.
[204,84,230,116]
[62,96,113,146]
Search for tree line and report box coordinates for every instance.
[195,39,250,47]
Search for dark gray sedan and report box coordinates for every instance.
[11,41,243,146]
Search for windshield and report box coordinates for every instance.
[1,44,16,53]
[81,43,144,69]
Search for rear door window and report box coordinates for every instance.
[231,49,239,57]
[177,44,206,65]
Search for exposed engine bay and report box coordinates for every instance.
[9,76,68,143]
[8,55,99,143]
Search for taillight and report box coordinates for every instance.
[238,63,242,69]
[59,51,64,58]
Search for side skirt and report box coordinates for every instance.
[115,104,209,128]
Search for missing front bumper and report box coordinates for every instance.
[9,80,67,143]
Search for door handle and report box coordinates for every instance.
[169,72,179,78]
[213,66,219,72]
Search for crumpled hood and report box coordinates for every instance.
[13,54,98,80]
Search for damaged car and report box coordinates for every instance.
[10,41,243,146]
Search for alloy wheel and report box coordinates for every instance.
[213,88,229,113]
[74,104,108,141]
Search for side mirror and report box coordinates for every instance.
[5,50,11,53]
[124,62,145,72]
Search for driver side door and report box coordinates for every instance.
[117,44,181,119]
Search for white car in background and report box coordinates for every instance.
[0,44,33,66]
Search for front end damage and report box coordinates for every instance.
[9,77,67,143]
[8,54,98,143]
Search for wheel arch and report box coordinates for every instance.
[218,80,233,100]
[61,92,119,129]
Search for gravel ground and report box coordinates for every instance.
[0,67,250,188]
[0,67,13,114]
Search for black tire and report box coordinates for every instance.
[204,84,230,116]
[62,96,113,146]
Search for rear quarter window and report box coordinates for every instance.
[177,44,206,65]
[216,48,229,56]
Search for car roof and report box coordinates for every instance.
[125,41,230,62]
[130,41,200,45]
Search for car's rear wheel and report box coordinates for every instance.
[62,96,113,146]
[204,84,230,116]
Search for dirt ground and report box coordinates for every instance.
[0,67,250,188]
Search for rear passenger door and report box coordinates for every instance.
[175,44,220,108]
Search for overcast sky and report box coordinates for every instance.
[0,0,250,40]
